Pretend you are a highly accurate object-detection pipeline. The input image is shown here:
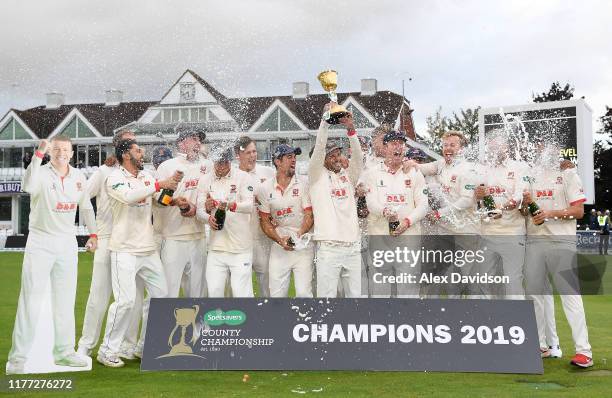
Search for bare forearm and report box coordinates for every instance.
[260,215,282,244]
[298,212,314,236]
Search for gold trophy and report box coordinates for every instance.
[317,69,350,124]
[167,305,199,355]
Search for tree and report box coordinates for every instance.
[594,106,612,209]
[424,106,480,154]
[532,81,574,103]
[448,107,480,145]
[424,107,450,153]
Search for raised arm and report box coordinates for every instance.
[308,120,330,183]
[22,140,48,196]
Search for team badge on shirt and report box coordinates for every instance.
[76,182,83,191]
[450,175,457,183]
[340,175,348,183]
[200,166,207,174]
[230,184,237,193]
[404,179,411,187]
[292,188,299,197]
[507,172,515,179]
[556,176,563,184]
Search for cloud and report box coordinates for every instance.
[1,0,610,136]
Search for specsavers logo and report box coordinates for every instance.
[203,309,247,326]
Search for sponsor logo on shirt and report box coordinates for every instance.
[184,179,198,189]
[54,202,77,212]
[260,178,266,183]
[465,184,476,190]
[331,188,347,198]
[487,186,506,195]
[275,207,294,217]
[111,183,125,190]
[247,186,254,192]
[386,194,406,203]
[536,189,554,198]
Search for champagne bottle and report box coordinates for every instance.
[528,201,544,225]
[287,237,295,248]
[157,170,184,206]
[389,220,400,234]
[357,196,369,218]
[214,207,226,230]
[478,184,498,217]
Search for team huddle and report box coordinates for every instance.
[6,104,593,374]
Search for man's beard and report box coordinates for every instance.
[285,168,295,178]
[130,154,143,170]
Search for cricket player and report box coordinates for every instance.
[258,144,314,297]
[97,139,179,368]
[522,144,592,368]
[365,124,390,170]
[196,149,255,297]
[78,130,144,361]
[7,136,98,375]
[475,132,529,299]
[156,129,212,298]
[404,131,481,297]
[309,105,363,298]
[361,130,428,297]
[234,136,275,297]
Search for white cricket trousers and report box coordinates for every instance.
[252,239,271,297]
[269,243,314,297]
[478,235,525,299]
[78,236,144,354]
[99,251,167,356]
[315,242,361,298]
[8,231,78,364]
[543,283,560,348]
[161,238,207,297]
[206,250,254,297]
[525,239,592,357]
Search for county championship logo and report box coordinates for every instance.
[157,305,205,359]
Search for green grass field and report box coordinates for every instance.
[0,252,611,398]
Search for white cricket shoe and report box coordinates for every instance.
[96,352,125,368]
[549,345,563,358]
[55,353,88,367]
[5,361,24,375]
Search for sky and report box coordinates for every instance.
[1,0,611,137]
